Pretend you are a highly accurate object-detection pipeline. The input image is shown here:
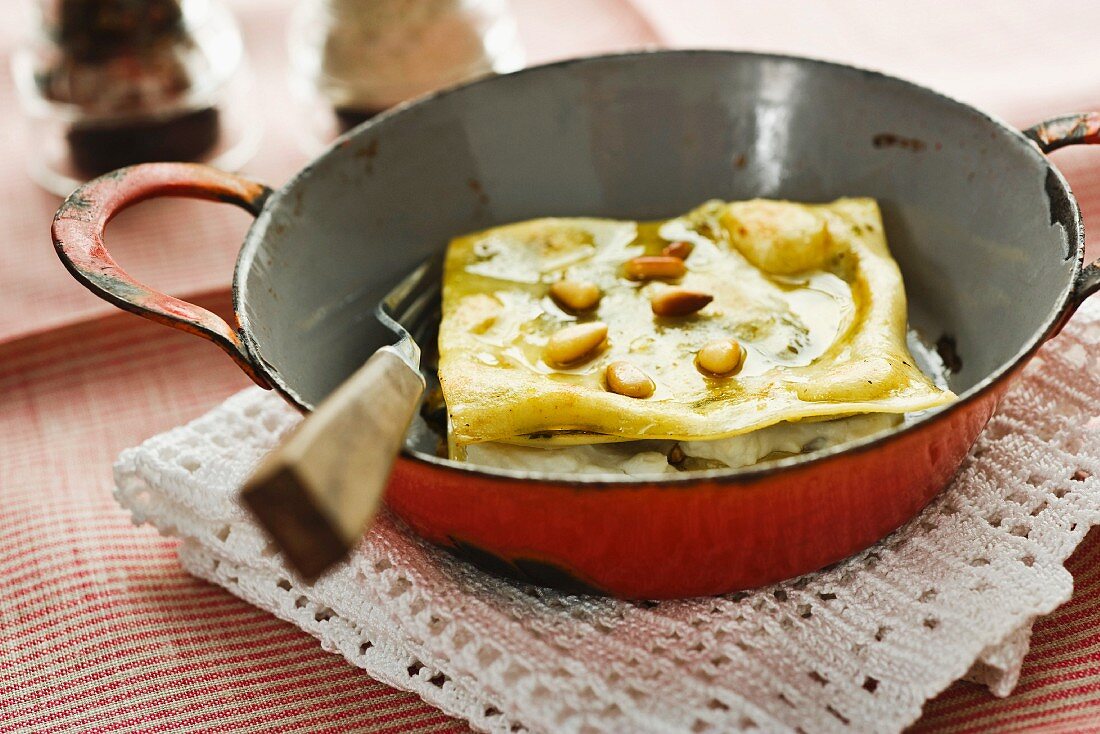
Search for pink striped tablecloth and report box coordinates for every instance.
[3,1,1100,731]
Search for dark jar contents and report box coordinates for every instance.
[13,0,258,194]
[37,0,220,178]
[333,106,388,135]
[65,107,221,175]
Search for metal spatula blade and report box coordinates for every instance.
[241,253,443,581]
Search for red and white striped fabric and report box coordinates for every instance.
[4,295,1100,732]
[0,297,471,733]
[4,1,1100,731]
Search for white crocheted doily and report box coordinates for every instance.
[115,302,1100,734]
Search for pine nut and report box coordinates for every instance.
[624,256,686,281]
[545,322,608,366]
[549,279,601,313]
[662,241,694,259]
[651,288,713,317]
[696,338,746,376]
[606,361,655,398]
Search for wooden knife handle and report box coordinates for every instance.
[241,347,426,581]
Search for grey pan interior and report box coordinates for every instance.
[236,51,1077,436]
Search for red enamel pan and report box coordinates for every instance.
[54,51,1100,598]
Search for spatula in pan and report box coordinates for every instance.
[241,254,443,582]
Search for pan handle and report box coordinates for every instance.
[1024,113,1100,306]
[52,162,273,387]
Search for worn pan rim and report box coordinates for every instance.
[233,48,1084,488]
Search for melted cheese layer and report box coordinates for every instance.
[465,413,901,477]
[439,198,955,454]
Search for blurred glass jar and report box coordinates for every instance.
[289,0,524,151]
[12,0,261,196]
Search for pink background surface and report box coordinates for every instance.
[3,0,1099,342]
